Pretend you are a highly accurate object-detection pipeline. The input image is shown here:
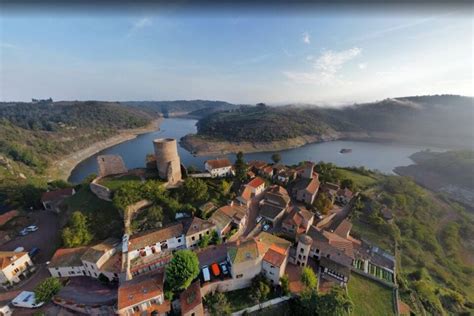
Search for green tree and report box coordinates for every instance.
[271,153,282,164]
[218,179,232,197]
[301,267,317,289]
[280,274,290,296]
[146,205,164,223]
[210,230,222,245]
[250,274,271,303]
[205,292,231,316]
[180,178,209,204]
[62,211,93,247]
[314,192,333,215]
[34,277,62,303]
[113,181,143,214]
[340,178,354,190]
[315,287,353,316]
[234,151,247,182]
[165,250,200,291]
[198,234,211,248]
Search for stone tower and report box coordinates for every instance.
[296,234,312,267]
[153,138,182,185]
[302,161,315,179]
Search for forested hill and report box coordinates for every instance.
[124,100,239,117]
[195,95,474,147]
[0,101,153,177]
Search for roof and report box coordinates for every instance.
[0,252,28,269]
[248,160,267,169]
[217,204,246,222]
[334,220,352,238]
[260,202,285,220]
[0,210,18,226]
[227,239,261,264]
[293,177,319,195]
[283,207,313,230]
[182,217,216,236]
[337,188,353,198]
[49,247,88,268]
[247,177,265,188]
[205,158,232,169]
[209,210,233,233]
[323,182,340,191]
[196,244,228,268]
[179,281,203,315]
[262,166,274,174]
[263,248,287,267]
[199,202,217,214]
[81,238,119,264]
[41,188,74,202]
[239,186,253,203]
[264,186,290,207]
[118,272,165,310]
[255,232,292,254]
[100,251,122,274]
[307,227,354,267]
[128,223,184,252]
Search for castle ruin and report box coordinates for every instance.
[153,138,182,185]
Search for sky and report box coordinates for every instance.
[0,7,472,105]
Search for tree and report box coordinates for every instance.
[271,153,282,164]
[218,180,232,197]
[34,277,62,303]
[301,267,317,290]
[210,230,222,245]
[250,274,271,303]
[165,250,200,291]
[234,151,247,182]
[314,192,333,215]
[315,287,353,316]
[146,205,163,223]
[198,234,211,248]
[180,178,209,204]
[205,292,231,316]
[280,274,290,296]
[340,178,354,190]
[62,211,93,247]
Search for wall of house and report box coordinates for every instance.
[2,255,33,284]
[186,229,214,248]
[230,258,262,281]
[262,260,285,285]
[48,265,85,278]
[118,295,165,316]
[200,277,253,297]
[205,164,232,178]
[128,235,185,260]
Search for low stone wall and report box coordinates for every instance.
[124,199,153,234]
[89,177,112,201]
[200,277,252,297]
[232,296,292,316]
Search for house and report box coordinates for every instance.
[247,160,268,175]
[41,188,75,212]
[281,206,314,236]
[227,232,291,286]
[259,186,290,225]
[117,272,170,316]
[0,252,34,289]
[261,166,274,178]
[48,247,88,278]
[48,239,121,282]
[180,280,204,316]
[0,210,18,226]
[237,177,266,206]
[336,188,353,205]
[204,158,233,178]
[182,217,216,249]
[275,167,297,183]
[292,162,320,205]
[209,203,247,238]
[320,182,340,203]
[352,240,396,284]
[198,202,218,218]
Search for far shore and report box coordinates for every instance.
[49,118,162,181]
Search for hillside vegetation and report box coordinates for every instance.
[195,95,474,147]
[125,100,238,117]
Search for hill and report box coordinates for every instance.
[124,100,239,118]
[186,95,473,154]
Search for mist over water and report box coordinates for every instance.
[68,118,445,183]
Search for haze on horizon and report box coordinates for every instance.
[0,7,472,106]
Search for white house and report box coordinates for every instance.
[48,247,87,278]
[204,158,233,178]
[0,252,34,289]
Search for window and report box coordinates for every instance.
[177,238,182,243]
[298,254,302,259]
[315,248,320,254]
[133,306,140,312]
[236,274,243,279]
[192,236,195,241]
[206,231,210,235]
[300,248,304,253]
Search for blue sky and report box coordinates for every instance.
[0,9,472,105]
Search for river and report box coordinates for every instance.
[68,118,445,183]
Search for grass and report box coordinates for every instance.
[335,168,379,190]
[64,184,123,241]
[98,174,141,191]
[350,218,394,252]
[348,273,395,316]
[249,301,291,316]
[224,287,280,312]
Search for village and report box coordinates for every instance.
[0,138,399,316]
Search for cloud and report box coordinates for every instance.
[127,17,152,37]
[0,42,18,49]
[284,47,362,85]
[302,32,310,44]
[358,63,367,70]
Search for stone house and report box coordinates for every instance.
[259,185,291,225]
[336,188,353,205]
[0,252,34,289]
[209,203,247,238]
[182,217,217,249]
[281,206,314,236]
[292,162,320,205]
[204,158,233,178]
[41,188,75,212]
[179,280,204,316]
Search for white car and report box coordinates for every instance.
[202,266,211,282]
[11,291,44,308]
[256,216,263,223]
[26,225,38,232]
[263,224,270,231]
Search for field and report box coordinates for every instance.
[99,174,142,191]
[335,168,379,190]
[348,273,395,316]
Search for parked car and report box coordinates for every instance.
[29,247,40,258]
[18,229,29,236]
[26,225,38,232]
[219,262,229,275]
[11,291,44,308]
[202,266,211,282]
[263,224,271,231]
[211,263,220,277]
[256,216,263,223]
[14,247,25,252]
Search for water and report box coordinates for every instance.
[68,118,445,183]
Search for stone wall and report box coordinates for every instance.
[89,178,112,201]
[200,277,252,297]
[97,154,128,177]
[153,138,182,185]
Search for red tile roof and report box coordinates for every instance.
[180,281,203,315]
[41,188,75,202]
[0,210,18,226]
[49,247,88,268]
[263,248,286,267]
[117,272,165,310]
[306,178,320,194]
[0,252,28,269]
[247,177,265,188]
[206,158,232,169]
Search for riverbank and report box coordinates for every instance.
[49,118,162,181]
